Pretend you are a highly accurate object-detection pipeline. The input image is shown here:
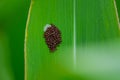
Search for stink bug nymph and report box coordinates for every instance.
[44,24,62,52]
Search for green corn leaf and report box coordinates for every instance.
[25,0,120,80]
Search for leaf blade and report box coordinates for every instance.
[25,0,120,80]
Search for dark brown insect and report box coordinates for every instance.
[44,24,62,52]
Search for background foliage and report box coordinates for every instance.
[0,0,30,80]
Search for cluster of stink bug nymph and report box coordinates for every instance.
[44,24,62,52]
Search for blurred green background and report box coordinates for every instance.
[116,0,120,19]
[0,0,30,80]
[0,0,120,80]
